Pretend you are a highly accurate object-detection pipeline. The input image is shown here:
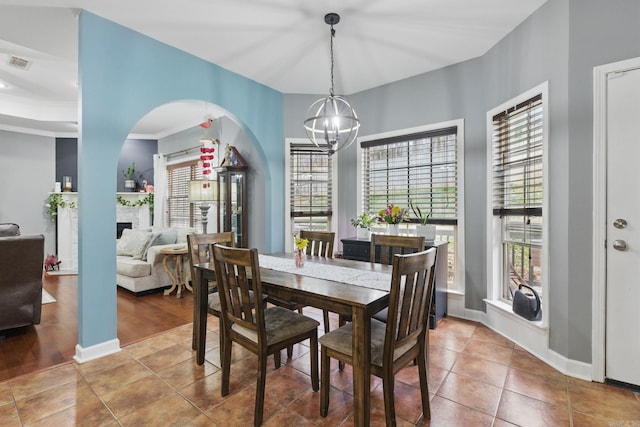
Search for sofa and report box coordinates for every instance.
[0,223,45,331]
[116,226,195,294]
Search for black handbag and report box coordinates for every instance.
[511,284,542,321]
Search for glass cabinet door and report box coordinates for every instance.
[230,172,243,247]
[217,168,247,247]
[218,173,227,234]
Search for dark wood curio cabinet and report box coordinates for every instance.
[216,146,248,248]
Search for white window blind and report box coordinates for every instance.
[361,127,458,224]
[167,160,204,229]
[289,144,332,231]
[492,94,543,217]
[491,93,544,300]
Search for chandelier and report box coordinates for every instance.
[303,13,360,156]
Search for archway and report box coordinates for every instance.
[74,11,283,362]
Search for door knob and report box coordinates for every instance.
[613,240,628,251]
[613,218,628,229]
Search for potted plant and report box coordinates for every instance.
[122,162,136,192]
[410,199,436,242]
[350,212,376,239]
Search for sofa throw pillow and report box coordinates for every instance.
[0,223,20,237]
[117,229,152,257]
[143,229,178,261]
[132,233,154,260]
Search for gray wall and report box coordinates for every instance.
[158,116,268,251]
[566,0,640,361]
[117,138,157,192]
[56,137,78,191]
[0,132,158,259]
[0,130,56,256]
[55,137,157,193]
[284,0,640,363]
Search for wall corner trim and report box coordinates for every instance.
[73,339,121,364]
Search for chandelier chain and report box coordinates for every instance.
[329,26,335,96]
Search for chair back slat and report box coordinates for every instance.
[300,230,335,258]
[370,234,426,265]
[385,248,437,355]
[213,245,265,341]
[187,232,235,291]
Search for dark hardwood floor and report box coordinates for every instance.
[0,273,193,383]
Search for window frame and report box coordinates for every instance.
[357,119,465,293]
[166,158,207,231]
[284,138,338,252]
[486,82,549,326]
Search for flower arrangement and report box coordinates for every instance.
[294,235,308,267]
[378,204,408,225]
[295,236,309,251]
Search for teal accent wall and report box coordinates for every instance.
[77,11,283,348]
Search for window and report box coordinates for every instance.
[490,91,545,305]
[289,143,333,233]
[167,160,204,230]
[360,122,464,290]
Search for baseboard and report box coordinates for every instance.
[45,269,78,276]
[446,292,594,381]
[73,339,121,364]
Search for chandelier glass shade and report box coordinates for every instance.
[303,13,360,155]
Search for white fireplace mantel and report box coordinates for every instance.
[54,192,152,272]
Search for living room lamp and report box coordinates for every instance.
[303,13,360,156]
[188,180,217,234]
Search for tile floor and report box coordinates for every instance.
[0,311,639,426]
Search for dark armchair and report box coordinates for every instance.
[0,227,45,331]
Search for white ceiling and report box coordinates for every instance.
[0,0,547,138]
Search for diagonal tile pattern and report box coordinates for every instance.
[0,313,639,426]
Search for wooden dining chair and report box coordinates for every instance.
[337,233,428,337]
[370,233,426,265]
[212,244,320,426]
[319,248,437,426]
[369,234,426,324]
[300,230,335,332]
[189,233,281,370]
[300,230,335,258]
[187,232,235,350]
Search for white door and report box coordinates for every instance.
[606,67,640,386]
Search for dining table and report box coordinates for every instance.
[194,252,393,427]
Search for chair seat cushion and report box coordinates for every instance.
[209,290,264,315]
[207,292,222,314]
[372,307,388,323]
[319,318,416,367]
[232,306,319,346]
[116,256,151,277]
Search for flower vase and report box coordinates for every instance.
[388,224,400,236]
[295,249,306,268]
[356,227,370,240]
[416,224,436,243]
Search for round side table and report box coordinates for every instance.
[160,246,192,298]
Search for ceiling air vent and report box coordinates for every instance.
[8,56,31,70]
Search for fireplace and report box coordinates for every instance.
[117,222,132,239]
[56,193,152,272]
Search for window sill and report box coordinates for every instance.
[484,299,548,331]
